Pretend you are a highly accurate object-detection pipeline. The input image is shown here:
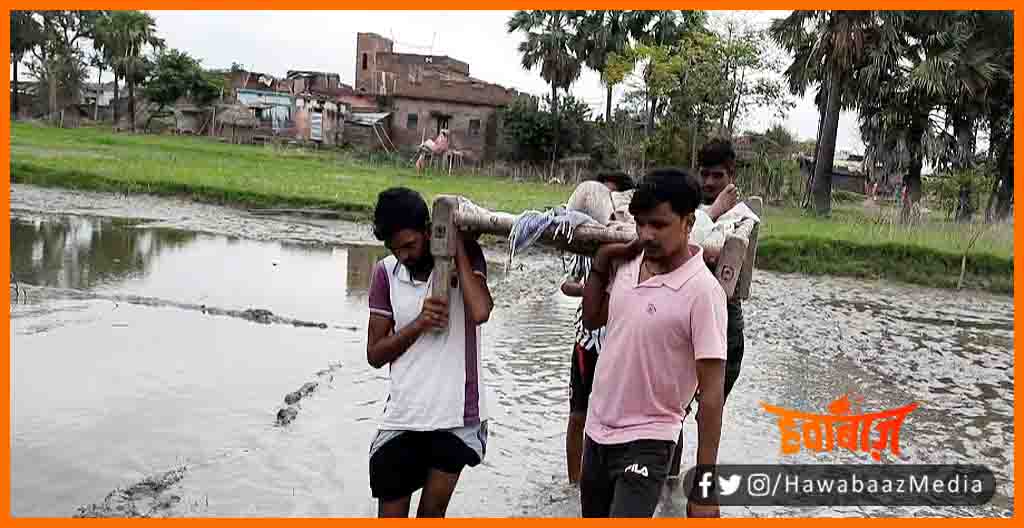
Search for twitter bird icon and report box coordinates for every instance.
[719,474,742,496]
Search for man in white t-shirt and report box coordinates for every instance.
[560,171,635,485]
[366,187,493,517]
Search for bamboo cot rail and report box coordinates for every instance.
[429,194,763,301]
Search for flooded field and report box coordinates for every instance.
[8,184,1014,517]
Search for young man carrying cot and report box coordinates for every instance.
[579,169,728,518]
[668,138,761,479]
[365,187,494,518]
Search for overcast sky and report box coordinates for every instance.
[31,10,864,152]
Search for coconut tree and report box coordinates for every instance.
[771,11,887,216]
[572,11,637,121]
[507,10,583,162]
[105,10,164,132]
[92,12,119,123]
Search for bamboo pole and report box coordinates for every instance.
[451,208,634,256]
[445,197,762,300]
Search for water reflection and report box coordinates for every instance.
[345,244,390,294]
[10,215,196,290]
[8,212,1014,518]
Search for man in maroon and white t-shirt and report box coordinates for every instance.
[365,187,493,517]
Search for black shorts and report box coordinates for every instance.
[580,436,675,517]
[368,430,483,501]
[569,343,599,414]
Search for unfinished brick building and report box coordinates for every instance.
[355,32,518,161]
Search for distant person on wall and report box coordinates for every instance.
[365,187,493,517]
[416,129,450,173]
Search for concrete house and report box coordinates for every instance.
[354,32,518,161]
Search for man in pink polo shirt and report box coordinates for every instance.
[580,169,728,518]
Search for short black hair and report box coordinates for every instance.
[628,168,702,218]
[372,187,429,242]
[697,138,737,172]
[595,171,635,191]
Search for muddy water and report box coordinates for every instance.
[8,185,1014,517]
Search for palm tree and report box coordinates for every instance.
[507,10,583,162]
[573,11,637,121]
[965,11,1013,221]
[92,12,118,124]
[105,10,164,132]
[861,12,1004,220]
[772,11,886,217]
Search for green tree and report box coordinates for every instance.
[712,15,793,137]
[26,11,104,122]
[507,10,583,162]
[144,48,222,130]
[608,26,728,168]
[629,10,707,137]
[764,123,798,154]
[10,11,44,119]
[499,94,594,163]
[572,11,642,121]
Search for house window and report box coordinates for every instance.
[407,113,418,130]
[435,116,450,136]
[468,119,481,136]
[362,53,368,70]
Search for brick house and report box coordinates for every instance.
[222,69,349,145]
[355,32,518,161]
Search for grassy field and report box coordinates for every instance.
[9,123,1014,294]
[757,201,1013,293]
[9,122,574,216]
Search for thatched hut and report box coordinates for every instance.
[215,104,257,144]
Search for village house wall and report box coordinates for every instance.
[355,33,395,94]
[344,115,392,152]
[355,32,514,161]
[389,98,500,161]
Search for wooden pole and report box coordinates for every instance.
[714,219,755,299]
[451,208,634,256]
[430,195,459,302]
[734,197,763,300]
[446,195,763,299]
